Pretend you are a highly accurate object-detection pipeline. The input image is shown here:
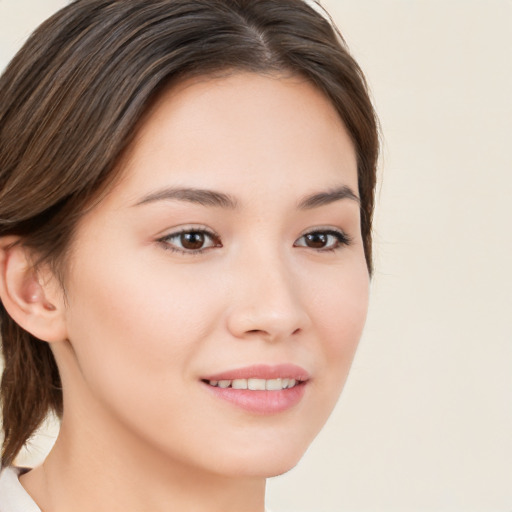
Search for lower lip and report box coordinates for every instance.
[203,382,307,414]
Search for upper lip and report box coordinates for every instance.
[202,364,310,382]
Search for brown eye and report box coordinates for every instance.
[294,229,351,251]
[180,232,206,250]
[160,229,221,253]
[304,232,328,249]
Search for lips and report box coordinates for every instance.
[201,364,309,414]
[202,363,310,382]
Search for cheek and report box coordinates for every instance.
[308,260,369,387]
[62,250,224,408]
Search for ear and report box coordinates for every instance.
[0,237,67,343]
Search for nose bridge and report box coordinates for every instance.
[226,242,310,340]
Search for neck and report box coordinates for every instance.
[21,405,266,512]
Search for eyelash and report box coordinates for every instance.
[157,228,352,255]
[294,229,352,252]
[157,228,222,255]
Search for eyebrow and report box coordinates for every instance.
[133,184,359,210]
[134,187,238,209]
[297,185,360,209]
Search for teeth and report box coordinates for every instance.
[266,378,282,391]
[232,379,248,389]
[248,378,266,390]
[207,378,300,390]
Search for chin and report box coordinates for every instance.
[205,434,312,479]
[262,458,303,478]
[220,456,303,479]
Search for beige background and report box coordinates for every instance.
[1,1,511,511]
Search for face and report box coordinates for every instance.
[57,72,369,478]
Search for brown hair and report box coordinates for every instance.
[0,0,379,467]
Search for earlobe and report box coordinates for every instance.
[0,237,67,343]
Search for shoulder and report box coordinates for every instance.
[0,467,41,512]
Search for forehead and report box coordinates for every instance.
[110,71,358,206]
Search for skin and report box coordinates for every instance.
[16,72,369,512]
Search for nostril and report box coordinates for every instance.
[226,299,311,341]
[245,327,302,338]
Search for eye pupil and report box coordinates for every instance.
[180,232,205,250]
[305,233,328,248]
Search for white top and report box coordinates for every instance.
[0,467,40,512]
[0,466,273,511]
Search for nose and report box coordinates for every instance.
[225,250,311,342]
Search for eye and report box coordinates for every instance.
[158,228,222,254]
[294,229,351,251]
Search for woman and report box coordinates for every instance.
[0,0,378,510]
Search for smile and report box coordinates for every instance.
[201,364,309,414]
[205,378,299,390]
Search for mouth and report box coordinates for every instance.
[200,364,309,414]
[202,377,302,391]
